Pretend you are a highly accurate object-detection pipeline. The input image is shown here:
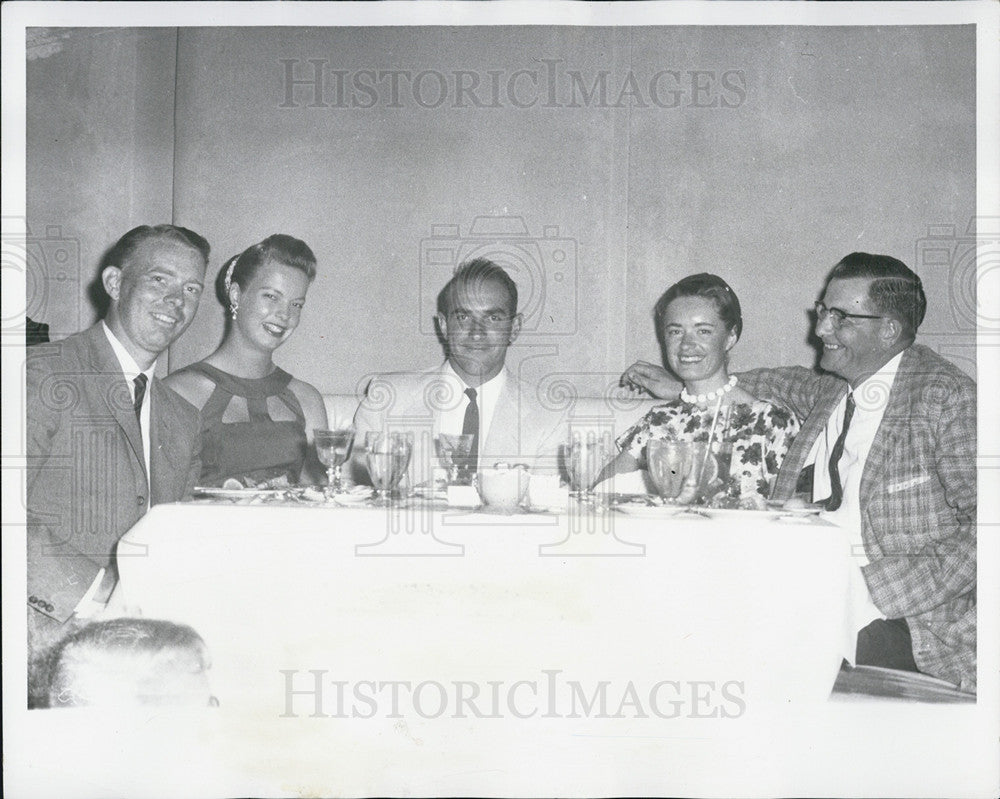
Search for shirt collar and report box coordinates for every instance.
[102,321,156,383]
[849,350,904,404]
[443,360,507,397]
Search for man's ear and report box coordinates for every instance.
[508,313,523,344]
[101,266,122,300]
[880,316,903,348]
[435,312,448,339]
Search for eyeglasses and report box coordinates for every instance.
[813,301,884,328]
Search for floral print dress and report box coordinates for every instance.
[617,399,800,507]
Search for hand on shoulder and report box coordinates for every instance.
[620,360,676,399]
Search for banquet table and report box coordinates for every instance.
[113,497,854,716]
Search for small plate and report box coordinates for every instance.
[332,488,375,506]
[765,502,824,517]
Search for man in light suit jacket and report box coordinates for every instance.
[26,224,210,705]
[352,258,567,487]
[620,253,976,691]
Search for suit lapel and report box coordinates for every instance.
[85,324,147,481]
[773,377,848,500]
[858,349,912,509]
[150,379,182,503]
[482,371,519,464]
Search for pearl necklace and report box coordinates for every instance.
[680,375,737,405]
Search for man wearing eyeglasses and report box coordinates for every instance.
[620,252,976,692]
[743,252,976,693]
[352,257,567,486]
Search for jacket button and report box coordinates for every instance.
[137,496,146,505]
[29,595,38,604]
[44,602,54,612]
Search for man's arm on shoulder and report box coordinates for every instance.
[737,366,825,420]
[862,376,977,617]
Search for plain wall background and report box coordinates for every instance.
[26,25,977,397]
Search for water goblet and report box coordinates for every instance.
[434,433,475,486]
[314,427,355,498]
[567,426,613,503]
[365,431,413,505]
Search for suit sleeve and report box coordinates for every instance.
[738,367,824,421]
[25,356,102,623]
[861,378,977,617]
[25,355,57,499]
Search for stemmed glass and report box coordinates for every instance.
[365,431,413,505]
[315,427,356,498]
[567,426,613,503]
[434,433,475,486]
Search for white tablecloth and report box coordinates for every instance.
[113,501,852,711]
[101,501,868,793]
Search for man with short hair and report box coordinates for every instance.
[621,253,976,690]
[738,253,977,692]
[26,224,210,704]
[352,258,567,486]
[47,618,216,709]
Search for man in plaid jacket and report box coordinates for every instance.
[624,253,977,692]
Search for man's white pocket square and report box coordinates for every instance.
[887,474,931,494]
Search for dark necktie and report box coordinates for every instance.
[463,387,479,472]
[826,392,856,511]
[133,373,148,427]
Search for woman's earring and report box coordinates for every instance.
[230,303,238,320]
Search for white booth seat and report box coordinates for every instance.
[322,393,364,430]
[322,392,661,439]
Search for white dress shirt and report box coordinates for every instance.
[805,351,904,647]
[438,362,506,459]
[101,321,155,495]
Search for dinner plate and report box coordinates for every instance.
[612,503,697,519]
[193,486,297,500]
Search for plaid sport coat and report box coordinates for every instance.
[740,344,977,692]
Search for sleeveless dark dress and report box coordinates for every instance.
[177,362,308,486]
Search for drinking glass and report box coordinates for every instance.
[314,427,355,498]
[647,439,727,505]
[646,439,690,501]
[434,433,475,486]
[365,431,413,504]
[567,426,613,502]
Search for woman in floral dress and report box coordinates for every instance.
[611,273,799,508]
